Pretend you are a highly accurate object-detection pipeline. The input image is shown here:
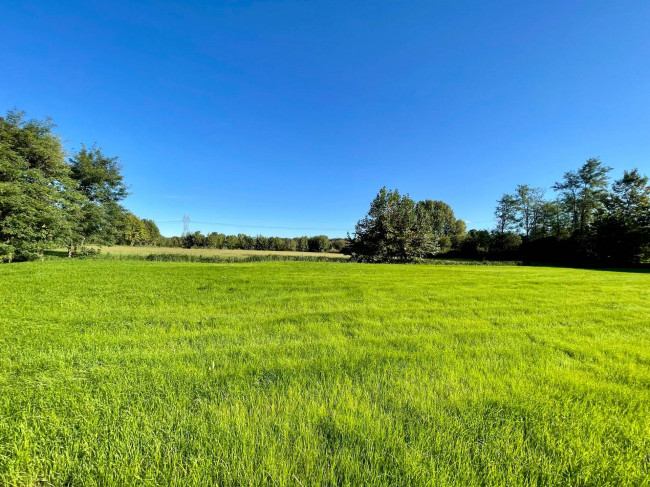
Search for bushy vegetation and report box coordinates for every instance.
[1,261,648,485]
[167,231,341,253]
[347,188,466,262]
[0,110,147,261]
[468,158,650,265]
[348,160,649,265]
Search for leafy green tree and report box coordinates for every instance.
[494,194,518,234]
[491,231,522,254]
[0,110,78,261]
[348,187,442,262]
[207,232,226,248]
[238,234,254,250]
[224,235,240,249]
[68,144,129,246]
[595,169,650,263]
[554,158,611,234]
[329,238,347,252]
[183,231,208,248]
[267,237,284,251]
[122,213,145,246]
[416,199,466,252]
[141,219,162,246]
[254,235,269,250]
[283,238,297,251]
[451,219,467,249]
[460,229,492,257]
[535,200,569,238]
[308,235,330,252]
[296,236,309,252]
[514,185,545,237]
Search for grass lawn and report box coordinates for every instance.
[0,261,648,486]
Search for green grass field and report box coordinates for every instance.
[1,261,649,486]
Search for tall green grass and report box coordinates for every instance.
[0,261,648,486]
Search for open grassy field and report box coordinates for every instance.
[1,261,649,486]
[76,245,349,260]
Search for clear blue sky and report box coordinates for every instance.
[2,1,649,237]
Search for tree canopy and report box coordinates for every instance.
[2,109,648,266]
[347,187,465,262]
[0,110,139,261]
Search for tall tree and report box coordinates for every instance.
[494,193,518,234]
[554,158,611,234]
[514,185,545,238]
[0,110,78,261]
[69,144,129,245]
[595,169,650,263]
[416,199,465,252]
[349,187,445,262]
[535,200,569,238]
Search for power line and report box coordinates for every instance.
[154,218,350,233]
[193,220,350,232]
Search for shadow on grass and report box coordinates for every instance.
[525,260,650,274]
[43,250,68,258]
[590,267,650,274]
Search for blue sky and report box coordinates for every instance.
[2,1,649,237]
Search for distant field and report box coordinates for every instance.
[79,244,349,260]
[1,261,648,486]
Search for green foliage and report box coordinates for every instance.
[348,188,465,262]
[296,236,309,252]
[483,158,650,265]
[0,110,76,260]
[0,110,147,260]
[69,144,128,203]
[168,231,339,254]
[553,157,612,235]
[1,261,648,485]
[308,235,330,252]
[494,193,518,234]
[69,144,132,247]
[329,238,347,252]
[594,169,650,264]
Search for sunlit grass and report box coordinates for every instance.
[72,244,349,259]
[0,261,648,486]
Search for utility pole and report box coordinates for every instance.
[183,215,190,236]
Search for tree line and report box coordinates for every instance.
[349,158,649,265]
[3,109,648,265]
[0,110,136,261]
[0,110,344,261]
[151,231,345,253]
[461,158,649,265]
[114,216,346,253]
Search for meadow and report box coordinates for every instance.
[0,260,648,486]
[78,245,349,260]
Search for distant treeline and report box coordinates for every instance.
[131,229,346,253]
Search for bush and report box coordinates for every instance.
[0,243,16,263]
[308,235,330,253]
[329,238,347,252]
